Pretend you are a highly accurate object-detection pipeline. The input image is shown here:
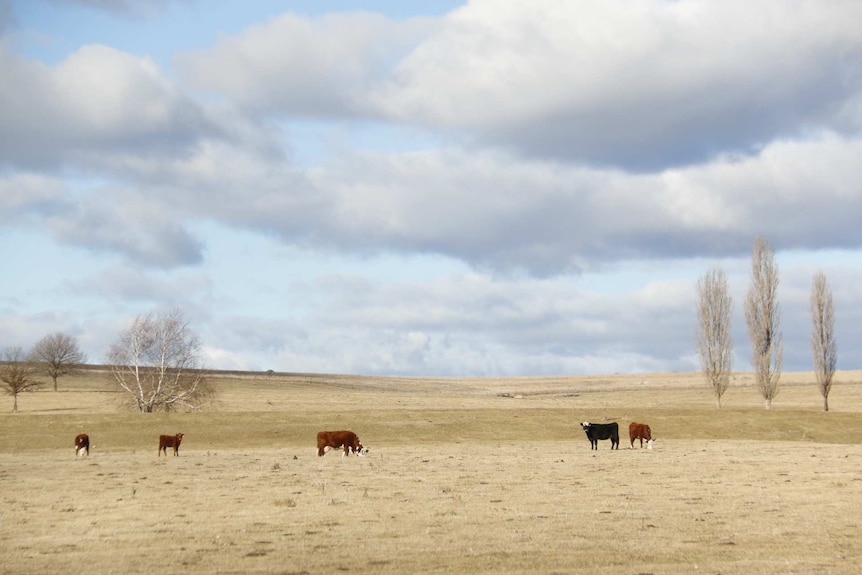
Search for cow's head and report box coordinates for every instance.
[580,422,591,432]
[353,439,368,456]
[647,439,655,449]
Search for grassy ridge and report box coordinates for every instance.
[2,405,859,454]
[2,368,861,453]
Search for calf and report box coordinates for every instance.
[317,430,367,457]
[580,421,619,450]
[158,433,185,457]
[629,422,654,449]
[74,433,90,457]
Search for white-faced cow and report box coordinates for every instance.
[580,421,619,450]
[158,433,185,457]
[316,430,367,457]
[74,433,90,457]
[629,422,654,449]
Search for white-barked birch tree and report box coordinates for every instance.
[106,308,215,412]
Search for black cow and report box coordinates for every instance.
[580,421,619,450]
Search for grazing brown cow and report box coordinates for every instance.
[629,422,654,449]
[316,430,367,457]
[158,433,185,457]
[74,433,90,457]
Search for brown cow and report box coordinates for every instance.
[316,430,367,457]
[158,433,185,456]
[629,422,654,449]
[74,433,90,457]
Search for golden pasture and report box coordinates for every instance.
[1,368,862,574]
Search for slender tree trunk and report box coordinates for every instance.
[824,395,829,412]
[13,393,18,412]
[697,267,734,410]
[745,237,782,410]
[53,375,58,392]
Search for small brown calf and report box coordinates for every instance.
[74,433,90,457]
[158,433,185,456]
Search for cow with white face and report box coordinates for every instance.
[629,422,654,449]
[316,430,368,457]
[74,433,90,457]
[580,421,619,450]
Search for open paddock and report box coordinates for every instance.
[1,369,862,573]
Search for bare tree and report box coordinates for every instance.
[697,267,734,408]
[1,347,43,412]
[30,332,88,391]
[105,308,215,413]
[744,237,782,409]
[810,271,837,412]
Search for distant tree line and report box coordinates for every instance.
[1,332,87,412]
[0,244,843,414]
[3,309,215,413]
[697,236,838,411]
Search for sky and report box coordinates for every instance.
[1,0,861,377]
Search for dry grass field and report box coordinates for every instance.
[2,368,862,574]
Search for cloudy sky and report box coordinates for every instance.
[1,0,860,376]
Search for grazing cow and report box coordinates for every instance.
[629,422,654,449]
[316,430,367,457]
[580,421,619,450]
[158,433,185,457]
[74,433,90,457]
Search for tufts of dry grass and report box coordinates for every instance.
[2,441,861,574]
[1,368,862,574]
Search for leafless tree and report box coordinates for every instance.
[744,237,782,409]
[697,268,734,408]
[105,308,215,413]
[30,332,88,391]
[1,347,43,412]
[810,271,837,412]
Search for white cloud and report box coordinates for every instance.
[298,134,862,273]
[0,43,222,167]
[177,11,436,117]
[0,173,70,223]
[374,0,862,168]
[10,130,857,275]
[43,186,204,267]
